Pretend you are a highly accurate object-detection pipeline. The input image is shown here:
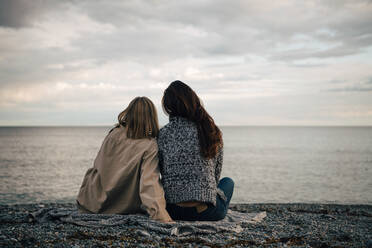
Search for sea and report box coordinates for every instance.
[0,126,371,205]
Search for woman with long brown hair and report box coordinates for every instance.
[76,97,172,223]
[158,80,234,221]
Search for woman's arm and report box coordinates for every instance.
[215,147,224,183]
[139,142,173,223]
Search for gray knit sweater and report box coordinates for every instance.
[157,116,225,206]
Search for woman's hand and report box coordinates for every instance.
[159,218,176,224]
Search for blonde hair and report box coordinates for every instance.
[116,97,159,139]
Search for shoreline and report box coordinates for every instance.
[1,203,371,247]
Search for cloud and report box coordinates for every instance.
[3,0,372,61]
[329,86,372,92]
[326,77,372,92]
[0,0,371,125]
[0,0,67,28]
[0,0,40,28]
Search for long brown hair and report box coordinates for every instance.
[115,97,159,139]
[162,80,222,158]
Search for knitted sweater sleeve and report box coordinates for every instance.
[214,147,223,183]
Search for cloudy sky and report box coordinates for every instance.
[0,0,371,126]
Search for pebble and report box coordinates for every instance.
[0,202,371,247]
[152,234,161,240]
[135,229,151,237]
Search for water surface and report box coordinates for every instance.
[0,126,371,205]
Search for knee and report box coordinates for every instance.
[220,177,234,188]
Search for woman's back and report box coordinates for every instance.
[158,116,223,206]
[76,96,172,222]
[159,80,233,221]
[77,126,158,214]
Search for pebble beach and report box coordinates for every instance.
[1,203,371,247]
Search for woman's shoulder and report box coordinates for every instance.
[138,136,157,147]
[131,138,158,157]
[158,120,199,149]
[108,125,157,149]
[160,117,197,135]
[103,125,124,144]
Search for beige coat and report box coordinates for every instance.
[76,126,172,222]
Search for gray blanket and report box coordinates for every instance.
[30,207,266,236]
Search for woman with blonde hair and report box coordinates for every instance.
[76,97,173,223]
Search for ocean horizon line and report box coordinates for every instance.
[0,124,371,128]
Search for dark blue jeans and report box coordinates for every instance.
[166,177,234,221]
